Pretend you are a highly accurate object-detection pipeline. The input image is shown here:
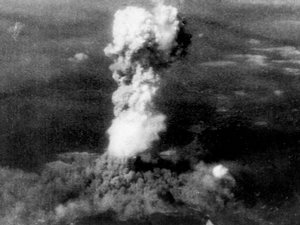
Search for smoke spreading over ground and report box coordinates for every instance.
[0,152,235,225]
[0,2,236,225]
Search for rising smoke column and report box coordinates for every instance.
[104,2,191,158]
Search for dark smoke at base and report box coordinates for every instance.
[0,152,235,225]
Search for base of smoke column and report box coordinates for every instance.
[149,212,208,225]
[75,210,208,225]
[128,152,191,173]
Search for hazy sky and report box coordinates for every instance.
[1,0,299,16]
[225,0,300,5]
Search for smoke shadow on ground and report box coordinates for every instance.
[200,118,300,161]
[156,81,217,149]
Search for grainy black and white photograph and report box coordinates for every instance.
[0,0,299,224]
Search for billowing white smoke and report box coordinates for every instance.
[104,3,186,158]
